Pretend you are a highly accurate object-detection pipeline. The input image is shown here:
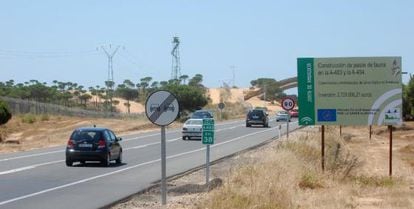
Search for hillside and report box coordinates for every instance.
[207,87,284,113]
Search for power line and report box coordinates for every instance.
[0,49,99,59]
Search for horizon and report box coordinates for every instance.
[1,1,413,95]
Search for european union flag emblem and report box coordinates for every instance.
[317,109,337,122]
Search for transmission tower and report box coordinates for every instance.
[171,37,181,80]
[101,45,120,88]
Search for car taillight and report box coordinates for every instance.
[67,139,75,149]
[98,139,106,149]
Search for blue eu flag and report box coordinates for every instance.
[317,109,337,122]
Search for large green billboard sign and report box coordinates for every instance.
[298,57,402,126]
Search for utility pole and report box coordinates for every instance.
[100,45,120,112]
[230,65,236,88]
[101,45,120,83]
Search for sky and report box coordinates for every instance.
[1,0,413,94]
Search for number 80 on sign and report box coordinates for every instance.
[281,97,295,111]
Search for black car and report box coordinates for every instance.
[246,109,269,127]
[65,127,123,167]
[191,110,214,119]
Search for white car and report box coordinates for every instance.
[276,111,291,122]
[182,119,203,140]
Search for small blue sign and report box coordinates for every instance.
[317,109,337,122]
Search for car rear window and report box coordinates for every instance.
[71,130,103,142]
[249,110,264,116]
[186,120,203,125]
[192,111,212,119]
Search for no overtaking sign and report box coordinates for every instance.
[145,90,180,126]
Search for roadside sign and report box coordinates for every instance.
[218,102,225,110]
[145,90,179,126]
[297,57,402,126]
[281,97,295,111]
[202,118,215,144]
[144,90,180,205]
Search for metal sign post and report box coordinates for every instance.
[202,118,215,190]
[389,125,393,176]
[321,125,325,172]
[145,90,179,206]
[218,103,225,120]
[160,125,166,204]
[281,97,295,140]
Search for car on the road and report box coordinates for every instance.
[182,118,203,140]
[289,109,299,117]
[246,109,269,127]
[191,110,214,119]
[276,110,291,122]
[65,127,123,167]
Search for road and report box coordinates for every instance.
[0,118,299,209]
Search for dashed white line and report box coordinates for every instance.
[0,126,276,206]
[0,160,64,176]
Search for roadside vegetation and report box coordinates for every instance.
[0,74,208,115]
[195,126,411,209]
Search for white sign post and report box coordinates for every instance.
[145,90,179,205]
[281,97,295,139]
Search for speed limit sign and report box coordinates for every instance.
[281,97,295,111]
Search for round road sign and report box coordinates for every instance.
[218,102,225,110]
[145,90,180,126]
[281,97,295,111]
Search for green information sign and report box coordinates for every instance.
[298,57,402,126]
[202,118,215,144]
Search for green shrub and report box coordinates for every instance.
[40,114,50,121]
[299,172,323,189]
[0,100,12,125]
[21,114,37,124]
[351,176,397,187]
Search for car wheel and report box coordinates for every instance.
[246,123,251,127]
[116,151,122,164]
[188,136,191,140]
[65,159,73,167]
[182,136,186,140]
[102,153,111,167]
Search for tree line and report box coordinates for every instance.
[0,74,208,115]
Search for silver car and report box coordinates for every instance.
[276,111,291,122]
[182,119,203,140]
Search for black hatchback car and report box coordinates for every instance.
[65,127,123,167]
[246,109,269,127]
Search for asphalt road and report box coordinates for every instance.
[0,117,299,209]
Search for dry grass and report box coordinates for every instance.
[195,127,413,209]
[0,114,163,153]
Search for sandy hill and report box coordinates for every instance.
[87,88,283,114]
[89,95,145,114]
[208,88,283,113]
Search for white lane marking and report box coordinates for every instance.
[0,160,64,176]
[0,158,161,207]
[0,150,64,162]
[0,126,277,206]
[0,120,245,162]
[0,123,252,174]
